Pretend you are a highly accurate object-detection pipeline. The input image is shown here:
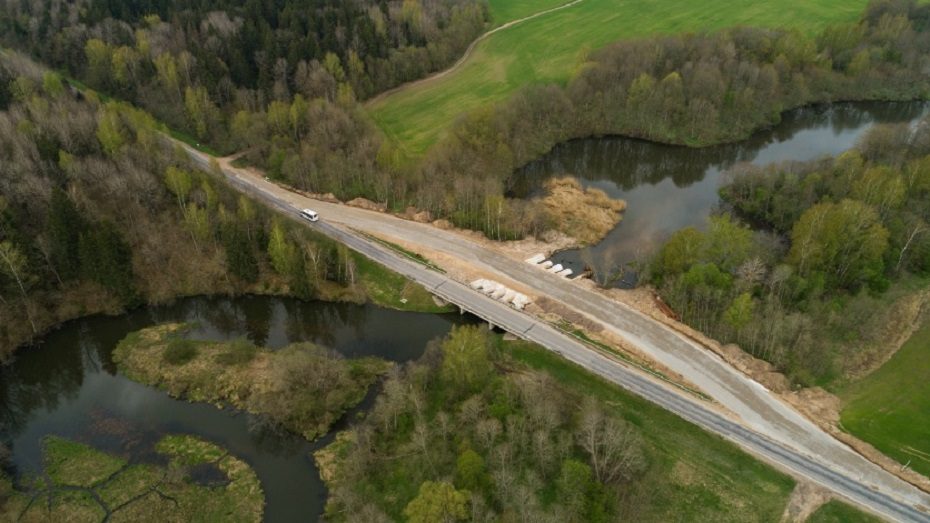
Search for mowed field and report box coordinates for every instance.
[367,0,868,156]
[840,320,930,478]
[487,0,569,27]
[807,500,882,523]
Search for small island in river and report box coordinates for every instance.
[113,323,391,441]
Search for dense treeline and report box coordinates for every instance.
[8,2,927,243]
[0,0,487,104]
[409,0,930,236]
[321,326,648,521]
[0,0,487,184]
[648,119,930,385]
[0,0,536,238]
[0,53,377,360]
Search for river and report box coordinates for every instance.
[3,101,928,522]
[0,296,473,522]
[515,101,929,286]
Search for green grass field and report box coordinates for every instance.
[806,500,882,523]
[368,0,867,156]
[840,319,930,478]
[486,0,571,26]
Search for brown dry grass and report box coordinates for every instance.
[539,177,626,245]
[845,287,930,380]
[114,324,390,440]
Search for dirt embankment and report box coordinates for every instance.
[604,283,930,495]
[779,482,832,523]
[846,287,930,380]
[539,177,627,246]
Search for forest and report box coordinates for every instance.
[1,1,928,378]
[0,0,487,103]
[321,326,647,521]
[317,325,796,522]
[3,2,928,242]
[415,0,930,232]
[0,52,410,361]
[648,118,930,385]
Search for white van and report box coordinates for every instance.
[299,208,319,222]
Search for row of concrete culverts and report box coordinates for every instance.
[470,279,531,310]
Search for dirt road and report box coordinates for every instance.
[365,0,585,107]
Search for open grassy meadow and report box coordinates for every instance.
[486,0,572,26]
[840,320,930,478]
[806,500,883,523]
[368,0,868,156]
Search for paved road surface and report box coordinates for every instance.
[186,147,930,522]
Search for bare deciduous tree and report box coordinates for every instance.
[576,398,646,484]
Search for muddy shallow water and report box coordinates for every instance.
[0,296,474,522]
[514,101,929,286]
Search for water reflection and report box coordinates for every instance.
[0,296,472,522]
[514,102,929,285]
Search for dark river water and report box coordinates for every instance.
[2,101,928,522]
[0,296,473,522]
[516,101,929,285]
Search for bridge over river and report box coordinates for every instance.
[186,144,930,523]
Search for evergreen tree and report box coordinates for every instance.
[46,188,84,281]
[222,223,258,283]
[288,249,313,299]
[79,222,136,302]
[0,65,12,110]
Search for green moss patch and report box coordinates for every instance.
[156,434,228,466]
[19,489,106,523]
[1,434,263,523]
[96,464,162,508]
[43,436,126,488]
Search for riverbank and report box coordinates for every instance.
[0,246,450,365]
[113,323,391,441]
[368,0,868,155]
[0,434,263,522]
[539,176,626,246]
[314,327,796,521]
[1,295,467,521]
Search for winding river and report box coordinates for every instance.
[515,101,929,285]
[2,101,928,522]
[0,296,474,522]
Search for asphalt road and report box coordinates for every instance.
[186,146,930,522]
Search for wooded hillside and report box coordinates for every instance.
[0,53,388,360]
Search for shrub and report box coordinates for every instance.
[163,338,198,365]
[216,338,258,366]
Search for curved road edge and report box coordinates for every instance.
[186,145,930,522]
